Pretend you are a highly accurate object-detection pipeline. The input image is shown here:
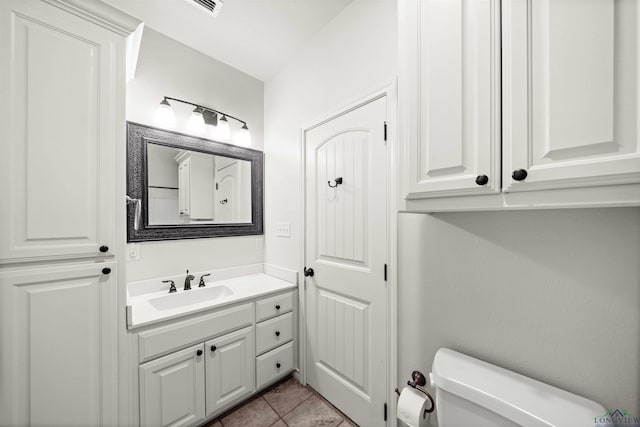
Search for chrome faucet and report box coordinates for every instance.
[184,270,195,291]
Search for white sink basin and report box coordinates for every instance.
[149,285,234,311]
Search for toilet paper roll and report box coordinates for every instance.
[397,387,430,427]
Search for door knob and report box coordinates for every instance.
[211,345,217,352]
[197,350,203,356]
[275,305,281,310]
[276,362,281,369]
[275,331,280,337]
[99,245,109,253]
[304,267,314,277]
[102,267,111,275]
[512,169,528,181]
[475,175,489,186]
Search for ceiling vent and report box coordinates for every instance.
[186,0,224,18]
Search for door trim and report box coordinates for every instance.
[298,83,398,425]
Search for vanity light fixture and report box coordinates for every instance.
[187,107,205,134]
[155,98,176,128]
[155,96,250,145]
[237,123,252,147]
[217,114,231,141]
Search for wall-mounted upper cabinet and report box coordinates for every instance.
[399,0,640,211]
[399,0,501,199]
[502,0,640,192]
[0,0,139,262]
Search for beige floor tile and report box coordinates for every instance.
[220,396,279,427]
[282,395,344,427]
[262,377,314,416]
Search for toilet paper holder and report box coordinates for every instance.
[395,370,435,413]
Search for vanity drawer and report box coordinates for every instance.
[256,291,294,322]
[139,302,254,363]
[255,311,293,355]
[256,341,294,389]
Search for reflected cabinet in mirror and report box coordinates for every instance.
[127,122,263,242]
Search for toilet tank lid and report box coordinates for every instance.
[431,348,605,427]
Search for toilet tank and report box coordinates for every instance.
[431,348,605,427]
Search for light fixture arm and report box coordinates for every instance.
[163,96,247,126]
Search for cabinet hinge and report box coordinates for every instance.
[383,121,387,141]
[384,264,387,282]
[384,402,388,421]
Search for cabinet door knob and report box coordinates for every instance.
[99,245,109,253]
[211,345,217,352]
[475,175,489,186]
[275,331,280,337]
[102,267,111,275]
[197,350,203,356]
[276,362,281,369]
[275,305,281,310]
[512,169,528,181]
[304,267,314,277]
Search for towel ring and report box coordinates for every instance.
[328,177,343,188]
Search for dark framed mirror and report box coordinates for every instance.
[127,122,263,242]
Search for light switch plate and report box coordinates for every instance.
[275,222,290,237]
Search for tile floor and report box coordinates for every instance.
[206,376,357,427]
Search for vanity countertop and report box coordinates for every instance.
[127,273,297,329]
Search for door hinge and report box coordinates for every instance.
[384,402,388,421]
[384,263,387,281]
[383,121,387,141]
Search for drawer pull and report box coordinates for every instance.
[197,350,203,356]
[99,245,109,253]
[276,362,281,369]
[102,267,111,275]
[275,331,280,337]
[275,305,281,310]
[210,345,217,352]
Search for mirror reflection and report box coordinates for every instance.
[147,142,252,225]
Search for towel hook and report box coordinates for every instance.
[328,177,343,188]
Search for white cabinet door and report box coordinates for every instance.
[178,160,191,216]
[400,0,501,198]
[0,262,117,427]
[205,326,255,417]
[0,0,123,263]
[140,344,206,427]
[502,0,640,192]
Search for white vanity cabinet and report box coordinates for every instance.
[134,289,296,427]
[255,292,296,389]
[399,0,640,209]
[140,344,206,427]
[205,327,255,416]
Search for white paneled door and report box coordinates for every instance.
[305,96,388,427]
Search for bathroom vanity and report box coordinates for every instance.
[127,271,297,427]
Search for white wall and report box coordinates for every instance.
[398,208,640,417]
[126,28,264,281]
[263,0,397,270]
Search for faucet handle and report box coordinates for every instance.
[162,280,177,293]
[199,273,211,287]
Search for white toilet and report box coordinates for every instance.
[431,348,605,426]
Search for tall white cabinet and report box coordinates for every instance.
[399,0,640,210]
[0,1,139,425]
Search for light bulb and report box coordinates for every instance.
[218,115,231,141]
[236,123,251,147]
[187,107,205,134]
[155,98,176,128]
